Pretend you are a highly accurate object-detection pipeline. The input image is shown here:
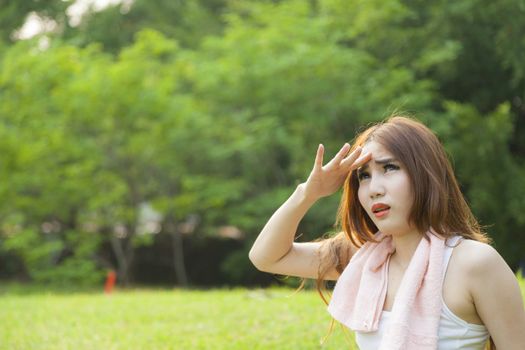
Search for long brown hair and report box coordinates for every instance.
[311,115,495,349]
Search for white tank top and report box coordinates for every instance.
[355,235,490,349]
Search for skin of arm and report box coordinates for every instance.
[467,242,525,349]
[248,183,315,267]
[249,144,368,280]
[248,183,328,279]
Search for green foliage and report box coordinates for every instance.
[429,102,525,265]
[0,0,68,42]
[0,0,524,286]
[3,228,103,285]
[62,0,227,53]
[3,229,63,277]
[220,248,255,285]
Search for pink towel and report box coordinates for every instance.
[327,230,445,350]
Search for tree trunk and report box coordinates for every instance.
[110,236,130,286]
[172,228,188,286]
[165,218,189,287]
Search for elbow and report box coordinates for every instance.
[248,249,269,272]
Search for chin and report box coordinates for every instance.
[375,224,407,236]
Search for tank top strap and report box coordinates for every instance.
[441,235,463,282]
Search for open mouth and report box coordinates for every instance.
[372,205,390,213]
[372,204,390,218]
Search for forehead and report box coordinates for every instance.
[361,141,393,160]
[357,141,398,172]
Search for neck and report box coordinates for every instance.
[390,230,424,268]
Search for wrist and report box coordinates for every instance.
[296,183,319,206]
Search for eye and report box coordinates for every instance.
[384,163,400,172]
[357,171,370,181]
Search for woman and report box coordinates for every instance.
[249,116,525,349]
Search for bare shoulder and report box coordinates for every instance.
[452,238,502,274]
[454,238,525,348]
[451,238,513,300]
[450,238,507,300]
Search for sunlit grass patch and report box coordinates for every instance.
[1,274,524,350]
[0,286,354,349]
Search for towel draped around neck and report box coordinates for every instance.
[327,231,446,350]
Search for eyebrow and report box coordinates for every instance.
[357,158,398,171]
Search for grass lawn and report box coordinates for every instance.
[1,272,523,350]
[0,286,353,350]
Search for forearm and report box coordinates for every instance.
[248,183,318,269]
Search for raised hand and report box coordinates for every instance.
[303,143,371,201]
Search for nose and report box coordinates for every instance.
[368,173,385,199]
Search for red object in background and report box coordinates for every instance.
[104,270,117,294]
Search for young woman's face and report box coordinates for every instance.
[357,141,415,236]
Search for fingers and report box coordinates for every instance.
[326,143,350,167]
[316,143,369,171]
[341,146,371,169]
[314,144,324,170]
[340,146,361,166]
[335,143,351,163]
[350,151,372,169]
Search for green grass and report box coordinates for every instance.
[0,286,354,350]
[1,273,524,350]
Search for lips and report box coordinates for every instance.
[371,203,390,218]
[371,203,390,213]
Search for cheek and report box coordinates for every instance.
[357,185,367,208]
[395,177,414,209]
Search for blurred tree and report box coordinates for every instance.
[317,0,525,269]
[62,0,228,53]
[179,0,441,281]
[429,102,525,267]
[0,39,111,283]
[0,0,69,42]
[0,29,255,285]
[0,0,524,286]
